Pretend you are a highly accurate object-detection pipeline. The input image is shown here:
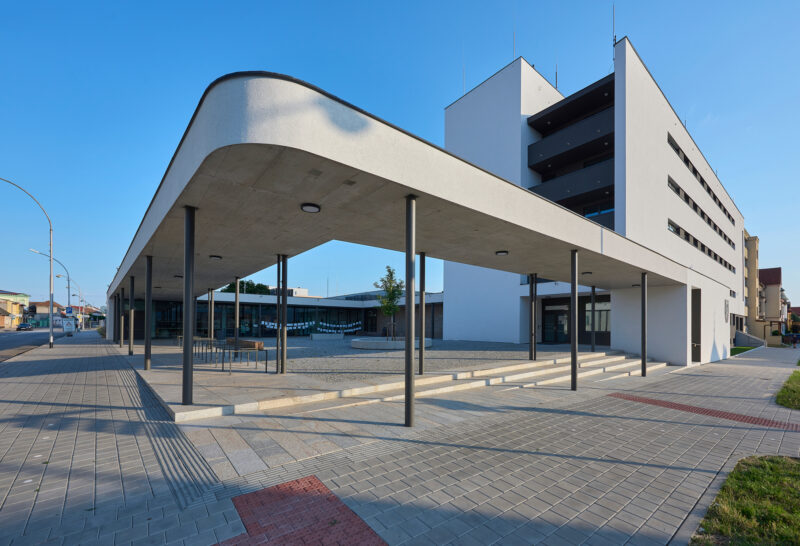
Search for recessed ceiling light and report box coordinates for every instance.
[582,271,592,275]
[209,255,222,260]
[495,250,509,256]
[632,283,640,287]
[301,203,321,213]
[174,275,183,279]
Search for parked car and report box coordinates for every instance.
[16,323,33,331]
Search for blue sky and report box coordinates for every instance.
[1,1,797,307]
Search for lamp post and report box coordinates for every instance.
[70,278,85,329]
[36,251,71,308]
[55,274,72,309]
[2,177,54,348]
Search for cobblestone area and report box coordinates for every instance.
[0,335,797,545]
[0,333,244,545]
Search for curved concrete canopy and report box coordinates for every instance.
[108,72,688,301]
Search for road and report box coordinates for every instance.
[0,328,66,362]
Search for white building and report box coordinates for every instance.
[443,38,746,365]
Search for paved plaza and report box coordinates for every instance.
[0,332,797,545]
[124,338,660,421]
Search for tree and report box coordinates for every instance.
[374,265,404,340]
[220,280,271,295]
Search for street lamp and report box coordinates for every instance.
[32,250,71,307]
[1,177,54,348]
[55,274,72,309]
[69,278,85,328]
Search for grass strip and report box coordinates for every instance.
[776,370,800,410]
[692,455,800,545]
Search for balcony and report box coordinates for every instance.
[528,107,614,175]
[529,159,613,203]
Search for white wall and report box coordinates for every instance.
[615,38,745,321]
[610,284,689,366]
[106,296,115,340]
[443,262,522,343]
[443,58,563,342]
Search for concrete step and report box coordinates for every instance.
[577,354,628,368]
[523,360,669,387]
[282,359,670,417]
[465,351,615,379]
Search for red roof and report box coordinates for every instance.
[30,301,65,310]
[791,307,800,316]
[759,267,782,286]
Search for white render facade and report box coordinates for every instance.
[443,38,746,366]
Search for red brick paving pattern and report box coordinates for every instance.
[609,392,800,432]
[218,475,386,545]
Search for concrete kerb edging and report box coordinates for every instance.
[669,450,773,544]
[728,344,767,359]
[114,348,629,423]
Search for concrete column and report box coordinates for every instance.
[591,285,596,352]
[405,195,416,427]
[570,250,578,391]
[119,287,125,348]
[641,272,647,377]
[234,276,240,357]
[281,255,288,373]
[418,252,425,375]
[275,255,281,372]
[144,256,152,370]
[182,206,195,405]
[128,276,135,356]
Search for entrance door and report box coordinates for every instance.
[542,303,569,343]
[691,289,701,362]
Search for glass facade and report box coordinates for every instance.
[143,300,366,339]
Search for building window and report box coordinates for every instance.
[667,177,735,249]
[585,301,611,332]
[667,134,735,226]
[667,219,736,273]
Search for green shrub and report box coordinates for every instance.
[97,326,106,338]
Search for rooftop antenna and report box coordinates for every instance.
[555,50,558,90]
[612,3,617,61]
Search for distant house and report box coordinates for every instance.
[29,300,66,328]
[0,290,30,329]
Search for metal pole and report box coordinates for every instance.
[49,230,53,347]
[0,178,54,347]
[570,250,578,391]
[528,274,534,360]
[209,288,215,342]
[276,255,281,372]
[182,206,195,405]
[234,276,240,358]
[281,255,288,373]
[591,285,596,352]
[641,272,647,377]
[119,287,125,348]
[128,276,135,356]
[405,195,416,427]
[533,273,537,361]
[419,252,425,375]
[113,294,119,342]
[145,256,152,370]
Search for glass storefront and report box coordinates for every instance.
[144,300,366,339]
